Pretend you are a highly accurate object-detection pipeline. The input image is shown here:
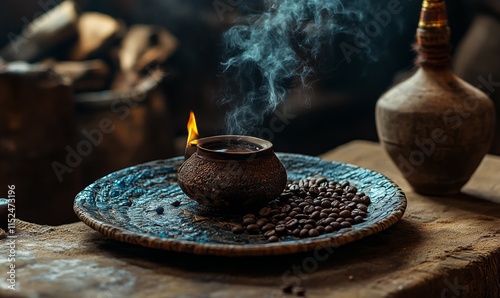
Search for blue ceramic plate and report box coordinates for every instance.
[74,153,407,256]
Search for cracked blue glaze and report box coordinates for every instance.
[74,153,407,256]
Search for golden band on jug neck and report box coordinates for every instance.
[418,0,448,29]
[415,0,451,67]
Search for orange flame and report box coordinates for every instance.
[186,111,199,147]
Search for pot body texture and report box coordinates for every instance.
[376,68,495,195]
[177,136,287,210]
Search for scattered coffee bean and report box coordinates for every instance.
[170,200,181,207]
[309,229,319,237]
[243,217,256,225]
[155,206,164,214]
[246,224,260,233]
[232,225,245,234]
[268,236,279,242]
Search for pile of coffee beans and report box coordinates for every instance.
[231,177,371,242]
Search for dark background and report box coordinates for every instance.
[0,0,480,155]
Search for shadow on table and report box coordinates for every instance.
[87,219,422,288]
[421,192,500,220]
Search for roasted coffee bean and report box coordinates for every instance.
[232,225,245,234]
[281,205,292,213]
[269,209,281,216]
[298,191,308,198]
[305,196,314,201]
[341,221,352,228]
[316,177,327,184]
[309,186,320,195]
[268,236,279,242]
[309,229,319,237]
[234,177,369,242]
[243,213,255,219]
[258,207,271,216]
[298,202,309,208]
[243,217,256,225]
[316,218,326,227]
[275,224,286,234]
[303,205,315,214]
[299,229,309,238]
[352,196,362,203]
[357,203,368,212]
[339,210,351,218]
[340,181,350,188]
[345,193,355,200]
[246,224,260,233]
[310,211,320,219]
[155,206,165,214]
[256,218,269,226]
[321,201,331,208]
[305,219,316,226]
[328,213,339,219]
[285,219,299,229]
[295,213,309,220]
[324,217,335,225]
[330,222,341,230]
[262,223,275,232]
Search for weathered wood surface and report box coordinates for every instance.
[1,141,499,297]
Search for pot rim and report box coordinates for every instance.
[190,135,274,160]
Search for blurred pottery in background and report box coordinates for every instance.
[75,69,175,185]
[376,0,495,195]
[0,62,81,224]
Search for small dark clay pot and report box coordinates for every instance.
[177,135,287,211]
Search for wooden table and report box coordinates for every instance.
[1,141,499,297]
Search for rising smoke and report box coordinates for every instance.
[220,0,383,135]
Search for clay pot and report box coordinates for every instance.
[375,0,496,195]
[177,135,287,211]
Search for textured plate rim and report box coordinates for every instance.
[74,153,407,256]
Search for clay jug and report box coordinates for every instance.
[375,0,496,195]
